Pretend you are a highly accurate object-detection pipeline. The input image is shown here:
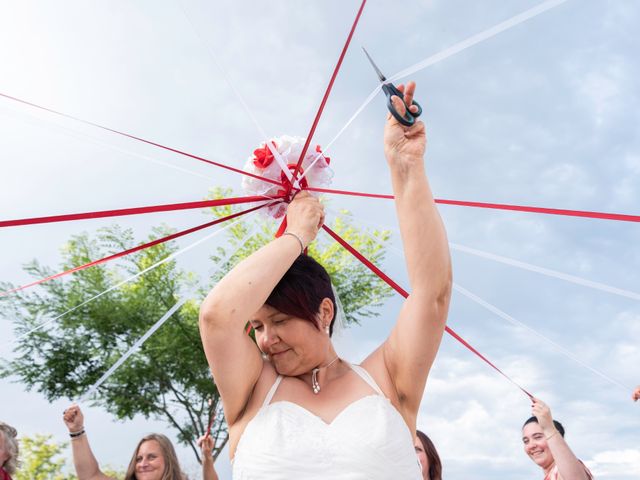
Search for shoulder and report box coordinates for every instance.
[360,346,401,404]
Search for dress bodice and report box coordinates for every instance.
[232,362,422,479]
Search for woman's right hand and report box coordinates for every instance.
[63,403,84,432]
[531,398,555,434]
[285,191,325,246]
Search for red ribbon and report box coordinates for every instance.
[0,92,280,186]
[306,187,640,223]
[0,195,281,228]
[322,224,533,399]
[289,0,367,186]
[1,202,273,296]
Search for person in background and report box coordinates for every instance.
[522,398,593,480]
[197,434,219,480]
[63,404,187,480]
[414,430,442,480]
[0,422,19,480]
[632,386,640,402]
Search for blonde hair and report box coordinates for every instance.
[124,434,186,480]
[0,422,19,475]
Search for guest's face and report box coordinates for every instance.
[251,304,329,376]
[414,436,430,479]
[135,440,166,480]
[522,422,554,470]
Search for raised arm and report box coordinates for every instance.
[378,82,452,424]
[199,193,324,425]
[62,404,113,480]
[198,434,219,480]
[532,398,592,480]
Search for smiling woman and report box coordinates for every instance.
[522,398,593,480]
[62,404,188,480]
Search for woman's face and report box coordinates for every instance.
[134,440,166,480]
[522,422,554,470]
[251,303,330,376]
[414,436,430,479]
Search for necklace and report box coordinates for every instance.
[311,356,339,394]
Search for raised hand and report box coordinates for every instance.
[63,403,84,432]
[531,398,555,434]
[383,81,426,166]
[285,191,325,246]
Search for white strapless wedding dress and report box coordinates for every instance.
[232,362,422,479]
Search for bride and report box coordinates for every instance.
[199,82,452,479]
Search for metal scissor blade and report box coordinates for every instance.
[361,47,387,82]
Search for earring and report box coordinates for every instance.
[325,324,330,334]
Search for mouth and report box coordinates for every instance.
[270,349,290,358]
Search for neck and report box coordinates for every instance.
[543,460,556,476]
[300,347,342,392]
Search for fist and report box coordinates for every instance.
[63,403,84,432]
[285,192,325,246]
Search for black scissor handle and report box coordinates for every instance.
[382,83,422,127]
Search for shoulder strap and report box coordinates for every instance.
[262,375,283,407]
[348,363,385,396]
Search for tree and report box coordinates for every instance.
[1,190,392,463]
[14,434,122,480]
[15,434,71,480]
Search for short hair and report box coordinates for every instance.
[0,422,19,475]
[124,434,186,480]
[522,416,565,437]
[416,429,442,480]
[266,254,337,335]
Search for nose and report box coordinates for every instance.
[258,325,280,352]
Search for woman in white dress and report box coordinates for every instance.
[199,82,452,479]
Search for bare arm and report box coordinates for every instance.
[63,405,113,480]
[379,83,452,421]
[533,398,591,480]
[198,435,219,480]
[199,193,324,425]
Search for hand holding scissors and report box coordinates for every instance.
[363,47,422,127]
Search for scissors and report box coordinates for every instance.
[362,47,422,127]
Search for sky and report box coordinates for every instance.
[1,0,639,478]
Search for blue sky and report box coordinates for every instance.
[1,0,639,478]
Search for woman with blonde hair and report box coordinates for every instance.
[63,404,187,480]
[0,422,19,480]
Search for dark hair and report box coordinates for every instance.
[522,416,565,437]
[416,430,442,480]
[266,255,337,335]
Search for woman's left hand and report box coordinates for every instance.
[531,397,556,434]
[383,81,426,167]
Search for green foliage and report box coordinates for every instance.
[14,435,71,480]
[14,435,123,480]
[1,192,392,463]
